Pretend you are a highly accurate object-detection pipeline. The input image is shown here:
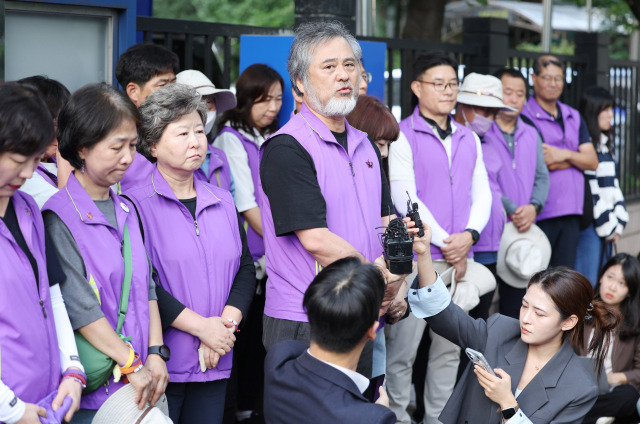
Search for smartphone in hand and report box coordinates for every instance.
[465,347,496,376]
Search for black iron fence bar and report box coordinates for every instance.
[359,36,478,55]
[610,59,640,67]
[506,49,589,65]
[137,17,288,37]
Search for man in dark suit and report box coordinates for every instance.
[264,257,396,424]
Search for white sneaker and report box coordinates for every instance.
[595,417,615,424]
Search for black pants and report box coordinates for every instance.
[223,278,267,424]
[166,379,228,424]
[537,215,581,268]
[583,384,640,424]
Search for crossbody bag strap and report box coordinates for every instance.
[116,222,133,334]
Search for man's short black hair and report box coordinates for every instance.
[115,43,180,88]
[412,51,458,81]
[57,83,141,169]
[303,257,385,354]
[493,68,529,91]
[533,55,565,75]
[17,75,70,119]
[0,82,54,156]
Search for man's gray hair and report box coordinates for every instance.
[288,20,362,97]
[138,83,207,162]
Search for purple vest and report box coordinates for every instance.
[195,144,232,192]
[399,106,477,260]
[35,163,58,187]
[487,118,539,214]
[216,126,265,261]
[126,166,241,382]
[474,134,505,253]
[43,173,151,409]
[522,97,584,220]
[259,103,383,322]
[118,152,155,194]
[0,191,60,403]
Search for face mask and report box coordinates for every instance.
[204,111,217,135]
[463,107,493,136]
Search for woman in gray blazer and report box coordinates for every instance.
[407,233,619,424]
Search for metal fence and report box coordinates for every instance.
[610,60,640,200]
[137,16,640,200]
[507,49,588,109]
[358,36,478,118]
[137,17,290,90]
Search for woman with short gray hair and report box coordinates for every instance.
[128,83,256,424]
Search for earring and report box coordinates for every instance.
[80,161,85,174]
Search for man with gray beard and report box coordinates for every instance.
[258,21,401,379]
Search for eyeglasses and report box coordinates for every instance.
[538,75,564,84]
[361,71,372,84]
[416,80,459,92]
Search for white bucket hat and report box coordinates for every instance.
[176,69,237,114]
[457,73,517,111]
[497,222,552,289]
[92,384,173,424]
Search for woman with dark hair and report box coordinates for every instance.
[409,224,620,423]
[128,83,255,424]
[0,82,84,424]
[17,75,71,208]
[43,83,168,423]
[346,94,399,159]
[580,253,640,424]
[575,86,628,286]
[214,63,283,264]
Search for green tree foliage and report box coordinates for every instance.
[153,0,294,29]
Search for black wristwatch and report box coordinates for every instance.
[501,405,519,420]
[464,228,480,245]
[148,345,171,362]
[532,202,543,215]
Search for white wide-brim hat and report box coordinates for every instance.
[497,222,552,289]
[176,69,237,114]
[92,384,173,424]
[457,73,518,111]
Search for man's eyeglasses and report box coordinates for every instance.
[416,80,459,92]
[538,75,564,84]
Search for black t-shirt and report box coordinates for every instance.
[1,198,65,291]
[260,132,395,237]
[179,197,198,220]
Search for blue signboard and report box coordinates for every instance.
[240,35,387,126]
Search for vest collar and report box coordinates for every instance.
[298,103,367,155]
[150,165,221,218]
[208,144,225,173]
[526,96,566,122]
[65,172,128,236]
